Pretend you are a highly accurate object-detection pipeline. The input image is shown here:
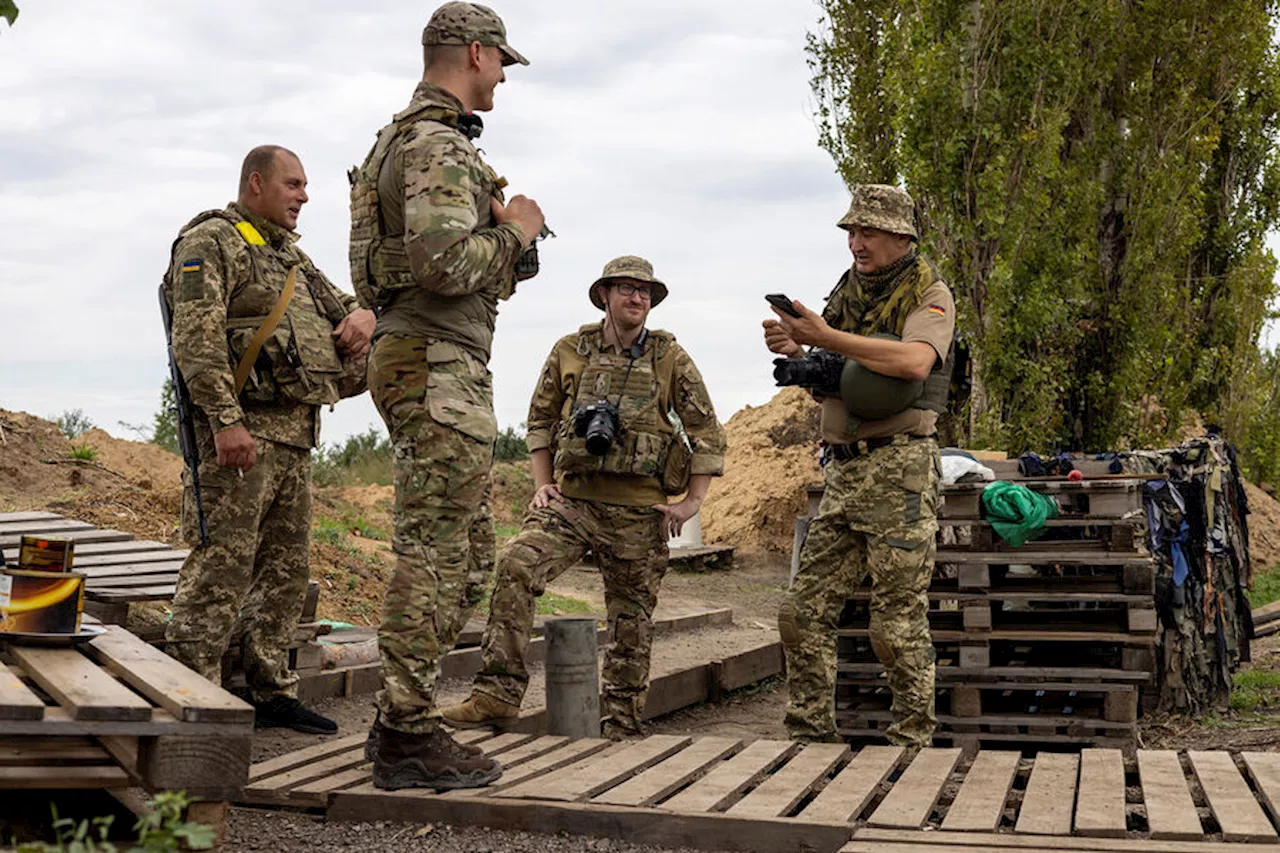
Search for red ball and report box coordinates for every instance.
[1067,469,1084,481]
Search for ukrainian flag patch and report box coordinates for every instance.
[181,259,202,273]
[927,304,947,316]
[178,258,207,302]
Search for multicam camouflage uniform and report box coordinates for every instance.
[469,258,726,734]
[164,203,359,702]
[353,77,527,735]
[779,185,954,748]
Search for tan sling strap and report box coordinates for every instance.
[233,265,297,395]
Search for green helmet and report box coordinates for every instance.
[839,333,925,420]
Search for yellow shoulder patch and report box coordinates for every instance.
[234,221,266,246]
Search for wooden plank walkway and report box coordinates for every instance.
[241,733,1280,852]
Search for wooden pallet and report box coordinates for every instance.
[940,480,1144,520]
[244,736,1280,852]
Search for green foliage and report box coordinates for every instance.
[536,593,594,616]
[54,409,94,440]
[1246,562,1280,609]
[1230,669,1280,712]
[495,423,530,462]
[810,0,1280,457]
[312,517,347,546]
[69,442,99,462]
[312,427,392,487]
[152,378,179,455]
[0,1,17,27]
[14,792,213,853]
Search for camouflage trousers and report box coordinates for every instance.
[779,436,940,747]
[166,429,312,703]
[370,335,497,734]
[473,497,669,734]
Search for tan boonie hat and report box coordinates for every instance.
[837,184,917,239]
[423,1,529,67]
[590,255,669,309]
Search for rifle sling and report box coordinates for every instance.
[233,265,296,396]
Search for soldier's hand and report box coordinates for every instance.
[771,299,830,349]
[333,308,376,358]
[492,195,545,248]
[530,483,564,511]
[652,496,702,540]
[214,424,258,472]
[763,319,803,358]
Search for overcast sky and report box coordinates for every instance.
[1,2,1276,449]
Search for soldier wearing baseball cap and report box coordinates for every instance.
[440,255,725,740]
[763,185,956,749]
[353,1,545,792]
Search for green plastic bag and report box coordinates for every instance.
[980,481,1059,547]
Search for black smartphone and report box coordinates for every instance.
[765,293,801,318]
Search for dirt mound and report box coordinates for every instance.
[701,387,821,554]
[1245,480,1280,574]
[77,428,184,490]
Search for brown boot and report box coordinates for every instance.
[439,692,520,730]
[365,713,481,761]
[372,726,502,791]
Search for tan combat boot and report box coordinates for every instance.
[439,692,520,729]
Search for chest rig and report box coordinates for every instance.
[553,326,677,480]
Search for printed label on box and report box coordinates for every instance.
[0,574,10,608]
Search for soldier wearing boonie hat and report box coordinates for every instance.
[354,0,545,793]
[441,255,726,740]
[763,184,956,749]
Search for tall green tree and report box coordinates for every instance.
[810,0,1280,462]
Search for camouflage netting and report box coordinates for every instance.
[1118,436,1254,715]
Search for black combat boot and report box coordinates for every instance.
[372,725,502,791]
[253,696,338,735]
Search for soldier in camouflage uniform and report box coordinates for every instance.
[163,144,375,734]
[350,2,543,790]
[440,256,727,740]
[764,185,955,747]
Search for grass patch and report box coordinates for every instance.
[313,517,347,546]
[536,592,594,616]
[1247,563,1280,609]
[495,522,521,540]
[1230,669,1280,712]
[69,442,99,461]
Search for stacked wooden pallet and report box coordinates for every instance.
[837,478,1157,748]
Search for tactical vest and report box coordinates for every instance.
[165,209,345,407]
[552,325,680,481]
[829,256,953,414]
[349,100,507,363]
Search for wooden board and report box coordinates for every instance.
[726,742,847,819]
[8,645,151,722]
[940,750,1019,832]
[851,827,1280,852]
[0,519,94,535]
[243,743,368,806]
[662,740,798,814]
[249,732,368,783]
[1242,752,1280,830]
[75,560,187,577]
[478,732,539,756]
[1015,752,1078,836]
[593,737,740,808]
[1136,750,1203,841]
[1187,750,1276,842]
[0,660,48,721]
[448,738,616,799]
[483,734,571,769]
[866,748,962,828]
[0,512,64,523]
[0,764,130,788]
[85,573,180,589]
[496,734,691,801]
[65,550,188,569]
[84,625,252,724]
[798,745,903,824]
[0,528,133,548]
[1074,749,1126,838]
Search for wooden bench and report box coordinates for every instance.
[0,623,254,844]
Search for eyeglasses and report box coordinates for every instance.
[612,281,652,300]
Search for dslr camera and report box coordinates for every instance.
[573,400,621,456]
[772,348,846,397]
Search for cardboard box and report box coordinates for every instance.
[17,536,75,573]
[0,569,84,634]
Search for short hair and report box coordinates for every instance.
[238,145,299,196]
[423,42,472,72]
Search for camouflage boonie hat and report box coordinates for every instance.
[590,255,669,309]
[423,2,529,67]
[837,184,917,239]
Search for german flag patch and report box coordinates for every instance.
[927,303,947,317]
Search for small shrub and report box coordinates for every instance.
[495,423,530,462]
[54,409,94,440]
[1247,564,1280,609]
[312,427,392,487]
[70,442,99,461]
[312,517,346,546]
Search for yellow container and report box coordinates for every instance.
[0,569,85,634]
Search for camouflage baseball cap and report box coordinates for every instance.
[423,2,529,67]
[837,184,917,239]
[590,255,669,309]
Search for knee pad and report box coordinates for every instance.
[778,601,801,648]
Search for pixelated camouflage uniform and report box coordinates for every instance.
[354,80,527,734]
[163,203,359,702]
[472,319,726,734]
[779,185,953,748]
